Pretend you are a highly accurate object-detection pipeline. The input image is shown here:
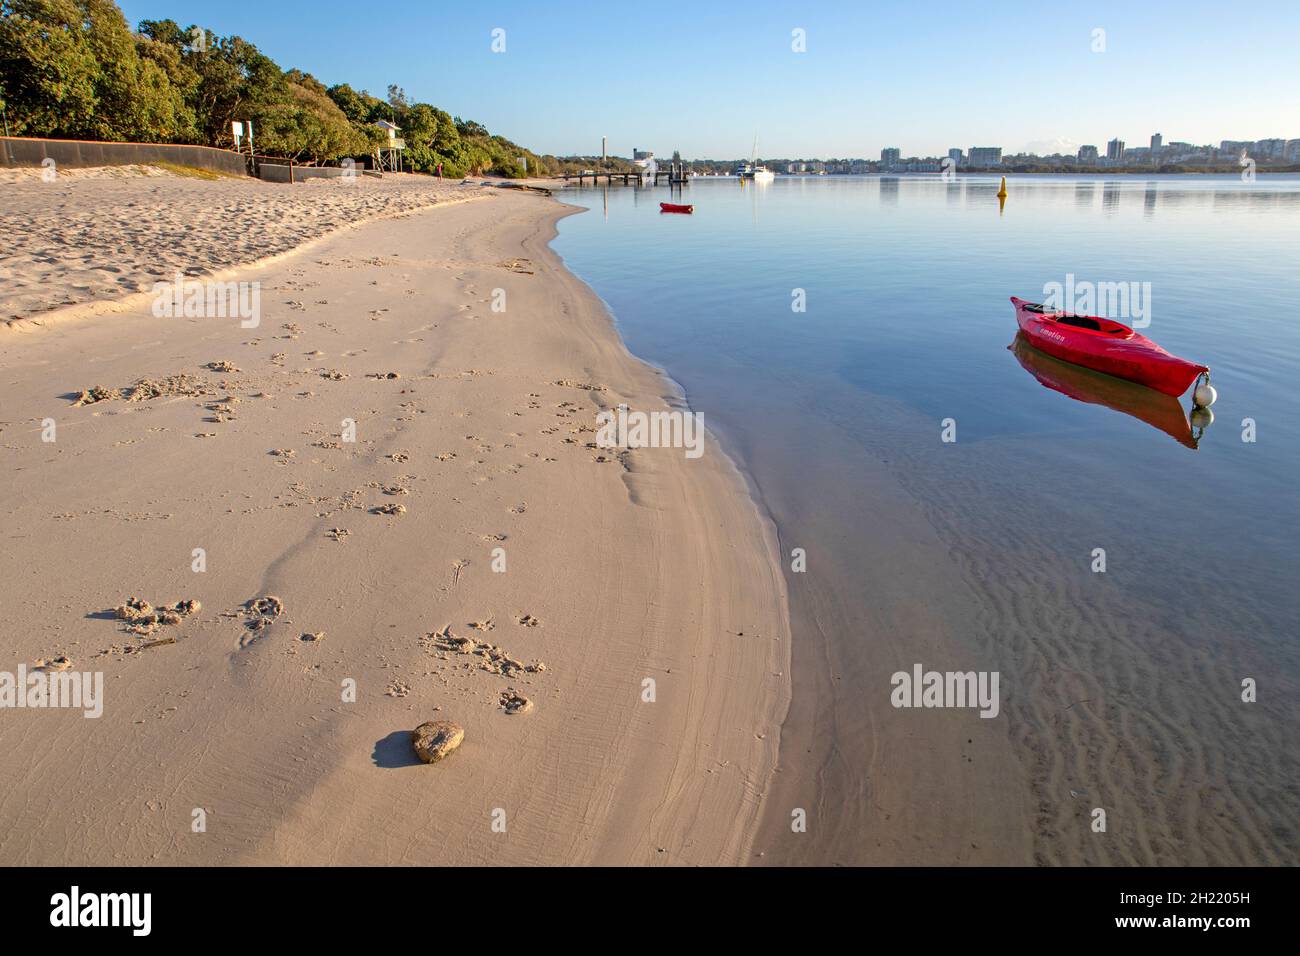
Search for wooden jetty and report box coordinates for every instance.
[564,155,693,186]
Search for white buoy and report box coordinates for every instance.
[1193,381,1218,408]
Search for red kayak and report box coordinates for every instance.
[1010,296,1208,398]
[659,202,693,214]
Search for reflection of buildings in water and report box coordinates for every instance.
[1150,187,1199,209]
[1102,181,1121,212]
[878,176,899,204]
[945,179,963,206]
[1132,187,1300,211]
[1074,181,1096,208]
[1144,181,1159,217]
[1211,189,1300,210]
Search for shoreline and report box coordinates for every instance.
[0,182,791,865]
[545,178,1300,867]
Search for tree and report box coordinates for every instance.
[326,82,367,125]
[255,76,367,162]
[1,0,551,171]
[0,0,102,136]
[454,116,488,138]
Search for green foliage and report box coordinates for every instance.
[0,0,102,137]
[255,71,368,162]
[0,0,192,140]
[1,0,551,174]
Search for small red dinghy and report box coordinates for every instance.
[659,202,693,214]
[1010,296,1208,398]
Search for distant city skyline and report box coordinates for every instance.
[663,134,1299,168]
[120,1,1300,159]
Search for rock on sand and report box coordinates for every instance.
[411,720,465,764]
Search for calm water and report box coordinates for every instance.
[552,175,1300,865]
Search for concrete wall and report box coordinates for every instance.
[0,136,248,176]
[255,163,379,184]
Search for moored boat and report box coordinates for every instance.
[659,202,693,214]
[1010,296,1210,399]
[736,162,775,182]
[736,134,776,182]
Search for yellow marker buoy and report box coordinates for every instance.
[996,175,1008,199]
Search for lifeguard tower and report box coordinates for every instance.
[373,120,405,173]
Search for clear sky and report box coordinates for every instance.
[120,0,1300,159]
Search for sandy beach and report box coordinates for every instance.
[0,166,487,323]
[0,171,790,865]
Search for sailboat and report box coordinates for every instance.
[736,135,775,182]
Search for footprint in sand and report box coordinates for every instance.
[450,560,469,586]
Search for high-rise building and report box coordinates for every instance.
[967,147,1002,168]
[1150,133,1163,151]
[947,148,963,165]
[1255,138,1286,159]
[1078,144,1099,163]
[1106,138,1126,161]
[880,147,901,167]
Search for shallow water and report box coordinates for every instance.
[552,174,1300,864]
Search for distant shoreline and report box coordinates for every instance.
[730,168,1300,178]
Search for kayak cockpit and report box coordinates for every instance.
[1027,307,1134,339]
[1052,313,1133,337]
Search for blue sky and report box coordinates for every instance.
[120,0,1300,159]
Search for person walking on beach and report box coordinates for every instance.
[437,163,443,180]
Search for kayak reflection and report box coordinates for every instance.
[1010,333,1206,450]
